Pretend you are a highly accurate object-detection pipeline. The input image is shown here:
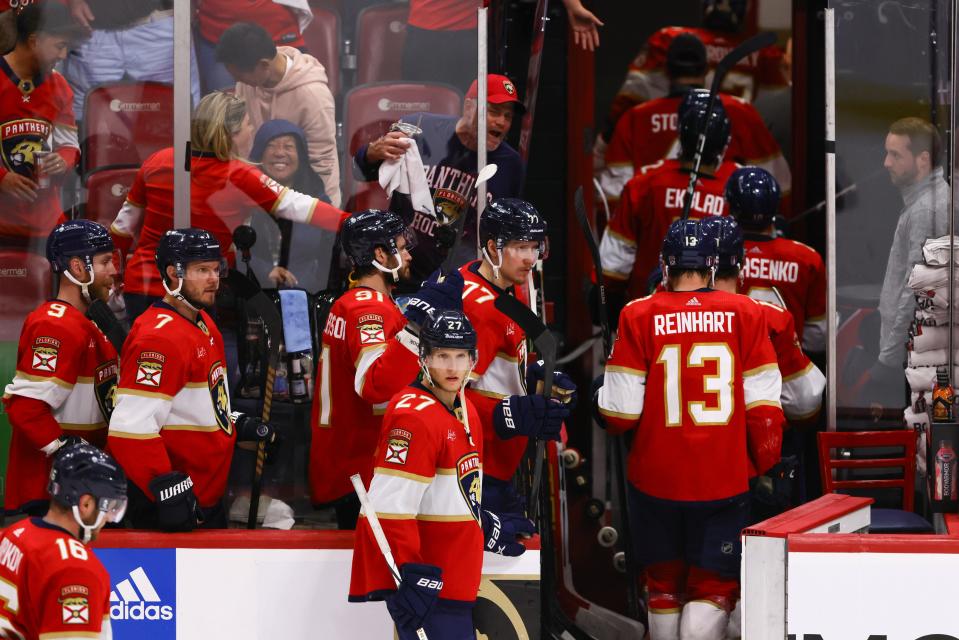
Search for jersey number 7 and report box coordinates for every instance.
[656,343,734,427]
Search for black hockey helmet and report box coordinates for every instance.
[46,219,114,274]
[702,0,748,32]
[661,218,718,271]
[419,309,478,360]
[480,198,549,256]
[667,32,707,79]
[700,215,744,270]
[678,99,731,166]
[724,166,781,229]
[155,227,223,283]
[339,209,413,269]
[48,443,127,541]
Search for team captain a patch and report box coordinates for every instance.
[385,428,411,464]
[136,352,165,388]
[60,584,90,624]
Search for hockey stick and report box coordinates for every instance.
[86,299,127,354]
[493,292,555,521]
[438,163,498,277]
[573,186,643,621]
[351,474,429,640]
[681,31,777,220]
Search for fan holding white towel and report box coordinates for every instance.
[378,142,435,217]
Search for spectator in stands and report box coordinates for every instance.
[248,118,337,291]
[195,0,312,94]
[403,0,603,93]
[109,91,346,322]
[59,0,199,120]
[353,73,524,291]
[215,22,340,207]
[0,3,84,246]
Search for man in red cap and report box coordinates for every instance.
[354,73,525,290]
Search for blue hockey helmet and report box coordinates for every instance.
[703,0,748,32]
[661,218,718,271]
[679,99,731,166]
[46,219,114,274]
[339,209,414,282]
[155,227,223,281]
[700,215,744,270]
[480,198,549,253]
[419,309,478,358]
[48,442,128,542]
[667,33,708,79]
[724,166,781,229]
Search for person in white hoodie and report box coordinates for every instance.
[216,22,340,207]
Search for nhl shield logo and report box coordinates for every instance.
[456,452,482,523]
[208,361,232,435]
[1,118,50,177]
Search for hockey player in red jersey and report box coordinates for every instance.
[599,33,790,210]
[3,220,118,516]
[600,100,737,307]
[702,215,825,421]
[0,442,127,640]
[725,167,826,352]
[597,218,785,640]
[605,1,786,124]
[460,198,574,515]
[108,228,276,531]
[310,209,466,529]
[350,310,533,639]
[0,4,85,240]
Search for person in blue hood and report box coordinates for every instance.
[247,119,337,292]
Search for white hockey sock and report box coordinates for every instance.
[726,599,742,639]
[649,611,680,640]
[679,600,728,640]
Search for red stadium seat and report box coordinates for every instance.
[356,2,409,84]
[818,430,932,534]
[0,251,51,341]
[301,6,341,97]
[82,82,173,175]
[342,81,462,210]
[83,168,137,228]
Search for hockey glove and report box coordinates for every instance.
[492,394,567,441]
[590,374,607,429]
[385,563,443,632]
[481,509,534,556]
[41,435,87,457]
[232,412,280,461]
[149,471,199,533]
[526,360,578,408]
[404,268,464,330]
[751,455,800,510]
[482,475,530,518]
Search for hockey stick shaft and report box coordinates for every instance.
[438,163,498,278]
[351,474,429,640]
[681,31,777,220]
[573,186,642,620]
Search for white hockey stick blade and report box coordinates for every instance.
[476,162,498,185]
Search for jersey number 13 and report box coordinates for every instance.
[656,343,734,427]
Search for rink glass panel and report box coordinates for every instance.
[827,0,955,427]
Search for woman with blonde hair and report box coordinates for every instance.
[110,91,346,320]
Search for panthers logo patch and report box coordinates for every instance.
[94,361,118,421]
[1,118,50,177]
[208,361,232,435]
[457,452,482,523]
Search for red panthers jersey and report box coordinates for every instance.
[0,518,112,640]
[3,301,116,512]
[459,262,529,482]
[756,299,825,421]
[600,159,738,298]
[0,60,79,238]
[309,287,421,505]
[598,290,784,501]
[741,235,826,352]
[111,148,346,297]
[350,383,484,604]
[198,0,304,48]
[607,26,787,125]
[601,93,790,208]
[108,303,235,507]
